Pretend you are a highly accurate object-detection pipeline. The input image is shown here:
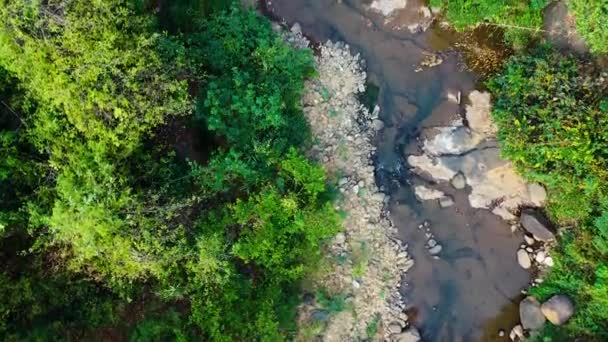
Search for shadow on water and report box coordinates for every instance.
[265,1,530,340]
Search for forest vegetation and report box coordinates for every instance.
[488,46,608,339]
[0,0,340,340]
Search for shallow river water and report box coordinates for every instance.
[265,1,530,341]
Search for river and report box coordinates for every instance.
[264,1,531,341]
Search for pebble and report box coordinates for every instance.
[427,238,437,248]
[544,256,554,267]
[335,233,346,244]
[535,251,546,263]
[439,196,455,208]
[352,280,361,289]
[498,329,505,337]
[524,234,535,245]
[403,259,415,272]
[450,173,466,189]
[388,322,403,334]
[509,325,523,340]
[526,247,533,253]
[339,177,349,186]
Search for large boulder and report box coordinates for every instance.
[520,211,555,241]
[519,296,546,330]
[393,327,421,342]
[541,295,575,325]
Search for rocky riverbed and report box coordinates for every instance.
[265,0,578,340]
[279,25,415,340]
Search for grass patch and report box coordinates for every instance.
[352,241,370,278]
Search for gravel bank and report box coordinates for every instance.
[282,26,412,341]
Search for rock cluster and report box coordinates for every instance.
[512,214,555,270]
[510,295,574,340]
[286,30,411,340]
[407,91,547,221]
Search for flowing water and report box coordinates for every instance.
[264,1,530,340]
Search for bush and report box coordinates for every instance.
[569,0,608,54]
[488,46,608,338]
[430,0,549,47]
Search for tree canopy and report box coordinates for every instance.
[0,1,339,340]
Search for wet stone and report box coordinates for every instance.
[517,249,531,269]
[428,244,442,255]
[450,173,466,189]
[509,324,524,340]
[541,294,574,325]
[520,211,555,241]
[439,195,455,208]
[519,296,546,330]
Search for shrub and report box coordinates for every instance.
[488,46,608,338]
[569,0,608,54]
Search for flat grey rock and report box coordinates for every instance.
[519,296,546,330]
[520,211,555,241]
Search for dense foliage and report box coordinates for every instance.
[430,0,548,47]
[488,46,608,339]
[0,1,339,340]
[569,0,608,54]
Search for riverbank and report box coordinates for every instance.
[265,0,542,340]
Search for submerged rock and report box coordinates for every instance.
[519,296,546,330]
[524,234,535,246]
[428,244,442,255]
[517,249,531,269]
[439,195,455,208]
[541,294,574,325]
[388,321,403,334]
[520,211,555,241]
[414,185,445,201]
[372,119,385,131]
[450,173,466,189]
[509,324,524,340]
